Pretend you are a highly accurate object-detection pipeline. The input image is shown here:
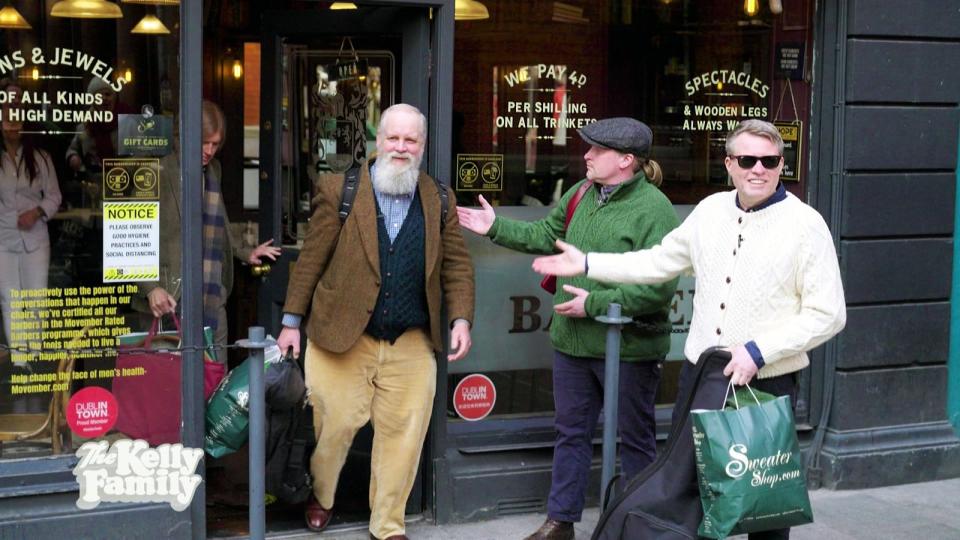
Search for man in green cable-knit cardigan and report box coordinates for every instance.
[458,117,679,540]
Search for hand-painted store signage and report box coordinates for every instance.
[497,64,596,135]
[0,47,127,92]
[680,69,771,132]
[0,47,126,130]
[685,70,769,98]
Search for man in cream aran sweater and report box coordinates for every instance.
[532,119,845,540]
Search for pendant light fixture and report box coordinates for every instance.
[455,0,489,21]
[121,0,179,4]
[131,13,170,34]
[0,4,31,29]
[50,0,123,19]
[743,0,760,17]
[329,2,358,9]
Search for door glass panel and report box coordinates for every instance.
[281,44,396,245]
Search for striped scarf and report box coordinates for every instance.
[201,167,226,331]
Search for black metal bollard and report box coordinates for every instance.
[237,326,275,540]
[595,303,632,510]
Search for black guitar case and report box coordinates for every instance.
[592,348,732,540]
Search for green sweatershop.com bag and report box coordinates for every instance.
[691,384,813,539]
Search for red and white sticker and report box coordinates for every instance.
[453,374,496,421]
[67,387,119,438]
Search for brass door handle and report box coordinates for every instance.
[251,264,272,277]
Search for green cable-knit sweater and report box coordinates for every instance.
[488,173,680,361]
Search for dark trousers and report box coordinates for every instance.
[674,360,797,540]
[547,351,661,522]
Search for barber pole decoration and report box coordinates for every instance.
[453,374,496,421]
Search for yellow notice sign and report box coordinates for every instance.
[103,202,160,282]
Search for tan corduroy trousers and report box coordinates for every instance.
[304,329,436,539]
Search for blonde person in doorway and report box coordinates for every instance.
[133,100,280,349]
[0,80,62,363]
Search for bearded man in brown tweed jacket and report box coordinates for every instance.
[276,103,475,540]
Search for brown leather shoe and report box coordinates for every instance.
[523,518,574,540]
[304,495,333,532]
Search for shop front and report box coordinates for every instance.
[1,0,959,538]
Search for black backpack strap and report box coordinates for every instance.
[339,167,360,224]
[282,402,314,487]
[432,175,448,231]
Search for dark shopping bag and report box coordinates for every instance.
[113,315,225,445]
[691,384,813,539]
[264,352,314,505]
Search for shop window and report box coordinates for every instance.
[450,0,813,421]
[0,4,183,460]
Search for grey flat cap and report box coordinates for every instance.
[578,117,652,158]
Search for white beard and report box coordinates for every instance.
[372,152,421,195]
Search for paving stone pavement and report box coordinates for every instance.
[278,477,960,540]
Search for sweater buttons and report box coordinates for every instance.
[726,276,731,283]
[367,308,373,314]
[738,217,743,224]
[720,303,725,310]
[716,328,722,335]
[733,249,737,256]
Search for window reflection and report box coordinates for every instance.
[452,0,813,419]
[0,4,181,459]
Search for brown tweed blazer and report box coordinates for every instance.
[282,159,475,354]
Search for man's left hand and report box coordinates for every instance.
[448,320,472,362]
[723,344,759,386]
[554,284,589,318]
[247,238,282,265]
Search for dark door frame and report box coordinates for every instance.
[256,0,456,521]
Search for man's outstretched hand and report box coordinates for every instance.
[532,240,588,277]
[456,194,496,236]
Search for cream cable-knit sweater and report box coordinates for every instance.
[588,190,846,379]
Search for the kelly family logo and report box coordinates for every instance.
[73,439,203,511]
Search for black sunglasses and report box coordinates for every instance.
[730,155,782,169]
